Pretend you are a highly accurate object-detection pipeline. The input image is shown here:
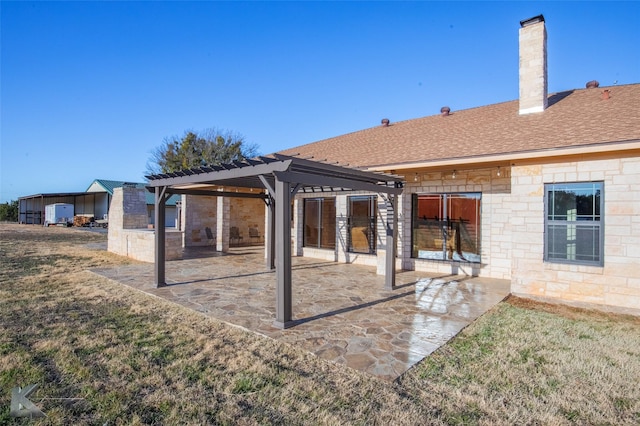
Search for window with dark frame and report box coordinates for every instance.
[303,197,336,249]
[545,182,604,266]
[411,193,482,262]
[347,195,377,254]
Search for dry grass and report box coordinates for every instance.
[1,223,639,425]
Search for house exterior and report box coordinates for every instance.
[266,16,640,313]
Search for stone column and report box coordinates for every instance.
[216,196,230,252]
[291,197,304,257]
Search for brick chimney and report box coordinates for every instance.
[519,15,547,115]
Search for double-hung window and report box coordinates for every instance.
[544,182,604,266]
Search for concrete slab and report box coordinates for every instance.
[92,246,510,381]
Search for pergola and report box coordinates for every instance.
[146,154,404,329]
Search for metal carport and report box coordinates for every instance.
[146,154,404,329]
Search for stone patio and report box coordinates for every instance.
[92,246,510,381]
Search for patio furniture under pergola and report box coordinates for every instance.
[146,154,404,329]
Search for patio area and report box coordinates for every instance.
[92,247,510,381]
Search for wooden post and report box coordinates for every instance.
[154,186,167,287]
[273,178,293,329]
[266,196,276,270]
[385,194,397,290]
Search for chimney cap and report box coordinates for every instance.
[520,14,545,27]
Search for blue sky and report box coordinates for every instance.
[1,1,639,203]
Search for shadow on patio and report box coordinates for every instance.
[92,246,510,381]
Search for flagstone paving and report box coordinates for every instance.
[92,246,510,381]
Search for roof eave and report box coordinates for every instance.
[365,139,640,172]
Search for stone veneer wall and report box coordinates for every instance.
[510,157,640,312]
[400,169,512,279]
[182,194,218,247]
[182,194,266,250]
[108,187,182,262]
[292,198,303,256]
[114,229,183,263]
[229,197,265,244]
[292,170,514,278]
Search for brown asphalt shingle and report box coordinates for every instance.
[278,84,640,168]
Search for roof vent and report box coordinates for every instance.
[586,80,600,89]
[440,106,451,116]
[602,89,610,100]
[381,118,390,127]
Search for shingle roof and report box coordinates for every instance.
[278,84,640,169]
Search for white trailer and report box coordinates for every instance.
[44,203,74,227]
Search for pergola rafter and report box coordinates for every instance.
[146,154,404,329]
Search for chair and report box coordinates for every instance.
[248,227,261,244]
[205,227,215,246]
[230,226,243,246]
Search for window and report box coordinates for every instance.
[412,193,481,262]
[348,195,377,254]
[303,198,336,249]
[545,182,603,266]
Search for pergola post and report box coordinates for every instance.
[384,194,398,290]
[154,186,167,287]
[265,196,276,270]
[273,178,293,329]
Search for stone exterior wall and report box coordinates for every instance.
[292,172,513,277]
[292,198,303,256]
[295,191,379,267]
[510,157,640,312]
[229,197,265,245]
[182,194,218,247]
[400,169,512,279]
[108,187,182,262]
[113,229,183,262]
[182,194,266,250]
[108,187,148,256]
